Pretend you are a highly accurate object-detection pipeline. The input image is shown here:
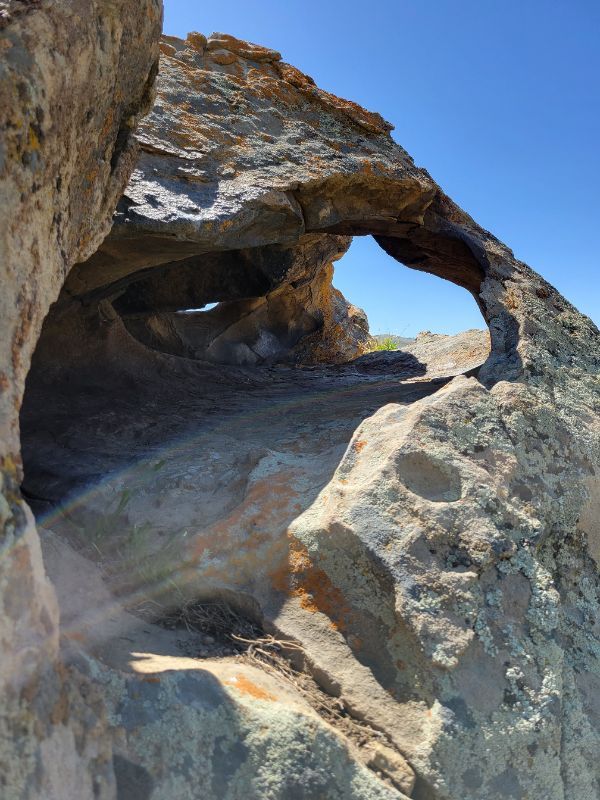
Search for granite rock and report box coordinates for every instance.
[0,2,162,797]
[4,26,600,800]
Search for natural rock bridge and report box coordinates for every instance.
[1,12,599,800]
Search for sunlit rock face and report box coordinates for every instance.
[4,24,600,800]
[0,2,162,798]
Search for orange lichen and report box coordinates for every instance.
[353,439,368,453]
[207,34,281,64]
[504,287,520,311]
[185,469,302,589]
[274,62,393,134]
[159,42,177,57]
[171,109,246,151]
[246,71,300,107]
[271,535,353,631]
[192,471,300,561]
[186,32,207,52]
[208,51,237,67]
[27,125,40,151]
[99,107,115,141]
[225,674,276,701]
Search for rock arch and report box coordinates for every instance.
[3,23,600,800]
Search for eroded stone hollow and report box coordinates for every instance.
[21,202,490,506]
[88,234,374,366]
[20,206,490,800]
[6,24,600,800]
[20,200,491,800]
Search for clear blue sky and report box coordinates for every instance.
[163,1,599,336]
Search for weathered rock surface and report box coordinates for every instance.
[0,2,162,798]
[4,24,600,800]
[357,329,490,378]
[41,530,412,800]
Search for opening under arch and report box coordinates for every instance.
[19,224,490,608]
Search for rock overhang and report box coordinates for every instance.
[62,31,599,392]
[3,21,600,800]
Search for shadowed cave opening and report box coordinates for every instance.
[103,232,370,366]
[21,229,488,507]
[19,227,490,676]
[17,222,493,798]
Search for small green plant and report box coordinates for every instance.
[374,337,397,351]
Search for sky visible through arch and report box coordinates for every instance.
[163,0,599,337]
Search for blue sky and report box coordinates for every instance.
[163,1,599,336]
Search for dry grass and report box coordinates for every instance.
[155,598,389,749]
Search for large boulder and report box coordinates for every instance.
[6,26,600,800]
[40,529,413,800]
[0,2,162,797]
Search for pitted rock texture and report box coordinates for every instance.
[0,2,162,798]
[6,26,600,800]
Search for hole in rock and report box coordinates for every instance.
[19,229,490,682]
[332,235,487,338]
[175,302,220,314]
